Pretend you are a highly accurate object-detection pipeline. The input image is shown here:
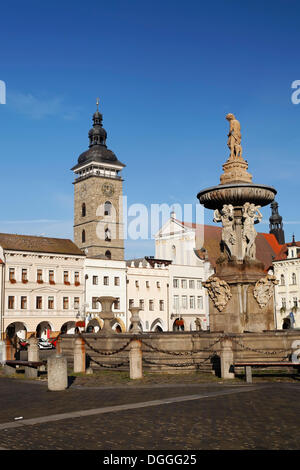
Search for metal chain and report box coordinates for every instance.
[139,336,223,356]
[79,334,132,356]
[142,355,215,368]
[229,337,291,355]
[89,356,130,369]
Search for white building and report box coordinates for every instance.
[0,233,85,340]
[126,257,170,332]
[272,237,300,329]
[84,257,127,332]
[155,214,213,330]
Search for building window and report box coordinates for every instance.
[114,298,120,310]
[103,276,109,286]
[64,271,70,284]
[37,269,43,283]
[159,300,164,311]
[82,230,86,243]
[74,297,80,309]
[190,296,195,309]
[114,277,120,286]
[189,280,195,289]
[173,279,179,288]
[93,276,98,285]
[281,298,286,308]
[9,268,15,280]
[82,203,86,217]
[197,296,203,309]
[292,273,297,285]
[139,299,144,310]
[197,280,202,289]
[74,272,80,285]
[280,274,285,286]
[173,295,179,310]
[129,299,134,309]
[157,281,161,288]
[181,279,187,289]
[104,201,112,216]
[135,280,139,288]
[49,270,55,284]
[48,296,54,309]
[21,296,27,310]
[92,297,99,309]
[8,296,15,309]
[9,268,15,282]
[146,280,150,288]
[182,295,187,309]
[105,250,111,260]
[22,269,28,282]
[149,300,154,311]
[63,297,69,310]
[36,296,42,309]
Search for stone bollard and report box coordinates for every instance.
[220,338,235,379]
[129,339,143,380]
[74,337,86,373]
[47,355,68,391]
[26,337,40,378]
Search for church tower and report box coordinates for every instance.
[269,200,285,245]
[72,100,125,260]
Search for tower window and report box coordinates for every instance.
[105,250,111,260]
[104,201,112,216]
[105,228,111,242]
[82,230,86,243]
[82,203,86,217]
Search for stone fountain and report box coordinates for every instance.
[198,113,278,333]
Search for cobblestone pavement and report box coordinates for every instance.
[0,377,299,450]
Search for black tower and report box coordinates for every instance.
[269,200,285,245]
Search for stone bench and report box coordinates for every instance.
[233,362,300,383]
[5,360,47,378]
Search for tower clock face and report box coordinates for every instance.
[102,182,115,197]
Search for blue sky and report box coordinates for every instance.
[0,0,300,258]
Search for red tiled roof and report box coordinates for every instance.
[176,220,282,271]
[273,241,300,261]
[0,233,84,256]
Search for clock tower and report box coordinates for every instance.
[72,101,125,260]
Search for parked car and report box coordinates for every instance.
[38,338,54,350]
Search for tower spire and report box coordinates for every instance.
[269,200,285,244]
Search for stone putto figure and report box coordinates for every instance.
[226,113,242,159]
[213,204,236,259]
[242,202,262,259]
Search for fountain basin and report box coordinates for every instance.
[197,183,276,210]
